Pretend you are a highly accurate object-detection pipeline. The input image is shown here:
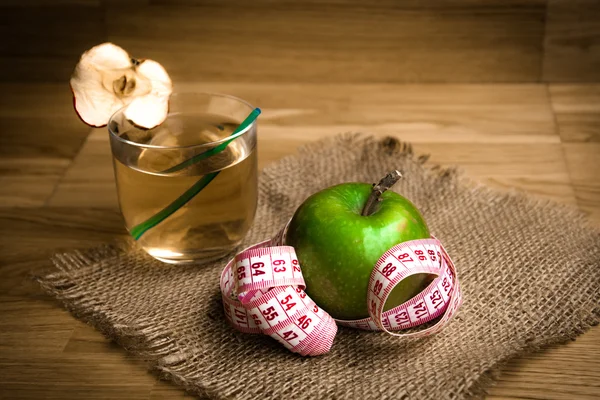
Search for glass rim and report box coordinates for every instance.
[107,91,256,151]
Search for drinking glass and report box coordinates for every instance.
[108,92,258,264]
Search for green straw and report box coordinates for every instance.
[129,108,261,240]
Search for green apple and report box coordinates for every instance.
[285,179,432,320]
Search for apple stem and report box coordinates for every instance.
[361,170,403,216]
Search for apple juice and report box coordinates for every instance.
[112,113,258,264]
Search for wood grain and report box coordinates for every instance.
[1,1,600,399]
[549,84,600,223]
[46,129,118,208]
[487,329,600,400]
[0,158,69,207]
[0,5,106,82]
[106,2,545,83]
[3,82,599,399]
[543,0,600,82]
[549,84,600,142]
[50,84,575,209]
[563,144,600,224]
[0,84,90,206]
[0,296,74,358]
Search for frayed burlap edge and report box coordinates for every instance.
[36,133,600,400]
[35,242,219,399]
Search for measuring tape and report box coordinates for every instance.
[220,225,462,356]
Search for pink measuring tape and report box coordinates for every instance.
[220,224,462,356]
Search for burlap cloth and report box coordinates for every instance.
[38,134,600,399]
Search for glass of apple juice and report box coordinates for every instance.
[108,92,258,264]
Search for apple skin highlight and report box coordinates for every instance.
[286,183,432,320]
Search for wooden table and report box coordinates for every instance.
[1,1,599,399]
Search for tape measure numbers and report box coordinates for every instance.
[220,227,461,356]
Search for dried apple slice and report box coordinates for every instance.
[70,42,172,129]
[123,60,172,129]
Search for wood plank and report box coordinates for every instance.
[49,137,576,209]
[549,84,600,143]
[0,158,69,207]
[0,6,106,82]
[0,296,74,359]
[0,206,141,400]
[0,83,92,206]
[549,84,600,224]
[563,144,600,224]
[543,0,600,82]
[150,0,546,6]
[487,326,600,399]
[149,382,196,400]
[180,83,558,141]
[414,143,576,205]
[0,384,150,400]
[0,357,153,400]
[50,84,574,209]
[0,83,81,118]
[0,1,100,5]
[62,324,130,356]
[0,205,151,399]
[46,128,119,208]
[0,117,90,159]
[0,207,125,267]
[106,3,544,83]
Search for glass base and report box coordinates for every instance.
[144,245,238,265]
